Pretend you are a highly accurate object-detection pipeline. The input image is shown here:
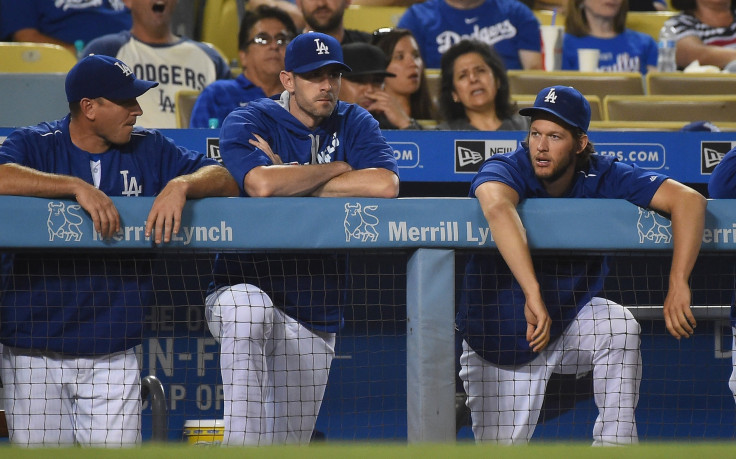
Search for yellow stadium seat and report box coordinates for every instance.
[603,95,736,122]
[625,12,676,41]
[589,120,736,131]
[176,90,201,128]
[200,0,240,65]
[507,70,644,101]
[533,9,567,27]
[513,93,603,121]
[343,5,406,33]
[646,71,736,95]
[0,42,77,73]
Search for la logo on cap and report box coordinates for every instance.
[114,61,133,77]
[544,88,557,104]
[314,38,330,55]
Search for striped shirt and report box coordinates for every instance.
[666,11,736,48]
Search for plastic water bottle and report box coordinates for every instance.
[208,118,219,129]
[656,24,677,72]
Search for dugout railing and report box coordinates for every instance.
[0,196,734,443]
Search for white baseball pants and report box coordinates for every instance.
[1,345,141,447]
[460,297,641,445]
[206,284,336,446]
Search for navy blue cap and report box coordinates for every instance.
[519,86,591,133]
[284,32,351,74]
[65,54,158,102]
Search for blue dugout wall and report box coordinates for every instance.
[1,126,735,442]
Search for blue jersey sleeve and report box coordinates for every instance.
[0,128,34,166]
[709,147,736,198]
[153,130,221,181]
[339,105,400,174]
[219,106,271,195]
[470,146,532,198]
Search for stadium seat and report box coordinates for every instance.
[589,120,736,131]
[603,95,736,122]
[507,70,644,102]
[513,93,603,121]
[625,11,677,41]
[533,9,567,27]
[0,42,77,73]
[343,5,407,33]
[646,71,736,96]
[424,68,441,110]
[0,73,69,127]
[175,90,201,128]
[200,0,240,65]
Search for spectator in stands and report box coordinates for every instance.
[707,147,736,408]
[397,0,543,70]
[458,85,705,444]
[372,28,437,128]
[562,0,658,74]
[668,0,736,70]
[297,0,372,43]
[189,5,297,128]
[0,55,238,447]
[205,32,399,445]
[83,0,232,129]
[437,40,528,130]
[0,0,132,55]
[340,42,396,110]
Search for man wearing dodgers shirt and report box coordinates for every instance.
[0,55,238,447]
[457,86,705,444]
[398,0,542,70]
[205,32,399,445]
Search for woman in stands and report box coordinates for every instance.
[371,28,437,129]
[668,0,736,70]
[562,0,658,73]
[436,40,528,131]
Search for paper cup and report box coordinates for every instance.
[577,48,600,72]
[540,25,563,71]
[183,419,225,446]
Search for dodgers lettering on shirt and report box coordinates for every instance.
[398,0,541,70]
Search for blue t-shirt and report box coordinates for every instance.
[457,146,667,366]
[398,0,541,70]
[189,74,268,128]
[562,30,657,74]
[0,0,131,45]
[211,92,399,332]
[0,116,220,355]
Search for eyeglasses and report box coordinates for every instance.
[250,33,291,47]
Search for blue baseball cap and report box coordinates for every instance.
[284,32,351,74]
[65,54,158,102]
[519,86,591,133]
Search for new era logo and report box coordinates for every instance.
[458,146,484,167]
[701,141,735,174]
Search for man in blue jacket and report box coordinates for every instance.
[206,31,399,445]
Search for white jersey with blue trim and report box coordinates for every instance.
[0,115,220,355]
[458,146,668,366]
[83,31,232,129]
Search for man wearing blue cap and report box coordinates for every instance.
[457,85,706,445]
[206,32,399,446]
[0,54,238,447]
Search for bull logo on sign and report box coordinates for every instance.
[637,208,672,244]
[344,202,379,242]
[47,201,83,242]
